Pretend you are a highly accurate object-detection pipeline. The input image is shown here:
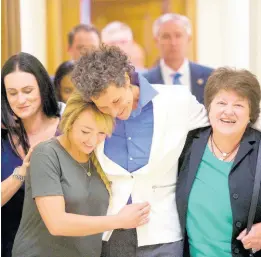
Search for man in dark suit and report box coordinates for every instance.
[143,13,213,104]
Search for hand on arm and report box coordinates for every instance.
[237,222,261,252]
[1,147,33,207]
[35,196,150,237]
[31,146,150,237]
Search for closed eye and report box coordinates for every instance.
[7,91,17,96]
[23,89,33,94]
[81,130,90,134]
[113,99,120,104]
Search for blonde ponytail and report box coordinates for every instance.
[90,153,112,197]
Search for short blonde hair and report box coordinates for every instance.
[60,90,114,195]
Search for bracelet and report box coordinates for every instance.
[12,166,25,182]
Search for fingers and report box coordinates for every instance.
[24,147,34,161]
[22,148,34,169]
[238,228,261,251]
[237,229,247,240]
[23,147,34,165]
[136,201,150,209]
[139,204,150,216]
[243,241,252,250]
[238,231,253,249]
[138,217,149,226]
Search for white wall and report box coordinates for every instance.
[197,0,249,69]
[196,0,261,82]
[20,0,46,67]
[249,0,261,82]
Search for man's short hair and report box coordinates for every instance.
[101,21,133,43]
[68,24,100,47]
[153,13,192,37]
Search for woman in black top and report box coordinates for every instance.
[176,68,261,257]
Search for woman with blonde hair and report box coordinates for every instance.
[12,91,150,257]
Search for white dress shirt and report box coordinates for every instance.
[160,58,191,91]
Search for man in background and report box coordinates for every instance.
[68,24,100,61]
[143,13,213,104]
[102,21,147,71]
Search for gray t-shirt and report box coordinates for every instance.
[12,138,109,257]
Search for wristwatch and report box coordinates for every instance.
[12,166,25,182]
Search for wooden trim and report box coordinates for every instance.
[46,0,63,75]
[169,0,186,14]
[186,0,197,61]
[46,0,80,74]
[1,0,21,67]
[61,0,81,61]
[162,0,171,13]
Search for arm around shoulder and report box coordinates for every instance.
[187,92,210,131]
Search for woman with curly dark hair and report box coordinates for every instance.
[71,44,215,257]
[72,45,261,257]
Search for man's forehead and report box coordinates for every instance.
[74,31,99,43]
[159,20,187,33]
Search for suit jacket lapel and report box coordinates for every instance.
[95,141,129,176]
[148,90,168,167]
[189,62,205,103]
[154,65,164,84]
[231,128,257,172]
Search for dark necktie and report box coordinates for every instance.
[172,72,182,85]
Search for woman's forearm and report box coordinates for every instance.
[1,175,23,207]
[36,196,149,237]
[48,212,121,236]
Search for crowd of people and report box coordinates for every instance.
[1,12,261,257]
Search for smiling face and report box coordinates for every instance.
[4,71,42,120]
[209,90,250,137]
[91,74,134,120]
[69,109,107,154]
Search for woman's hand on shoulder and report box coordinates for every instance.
[19,147,34,176]
[116,202,150,229]
[237,222,261,253]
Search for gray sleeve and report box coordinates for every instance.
[29,146,64,198]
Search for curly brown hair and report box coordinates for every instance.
[72,44,134,101]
